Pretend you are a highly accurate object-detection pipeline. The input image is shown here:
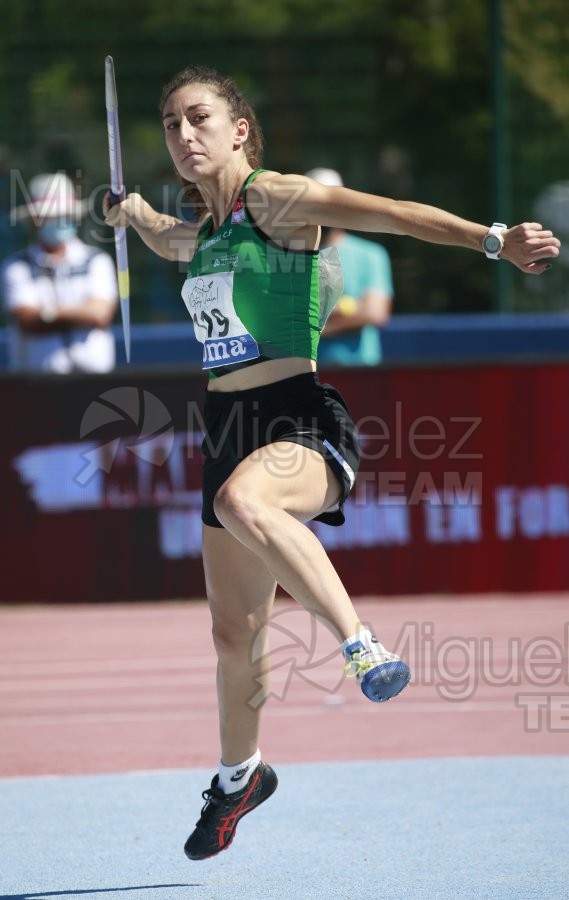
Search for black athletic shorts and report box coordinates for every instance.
[201,372,361,528]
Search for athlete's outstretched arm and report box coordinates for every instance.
[247,174,560,276]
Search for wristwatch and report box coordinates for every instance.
[482,222,507,259]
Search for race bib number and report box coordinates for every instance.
[182,272,260,370]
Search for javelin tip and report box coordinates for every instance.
[105,56,118,111]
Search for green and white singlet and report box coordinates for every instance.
[182,169,342,377]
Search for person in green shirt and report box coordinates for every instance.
[104,64,560,861]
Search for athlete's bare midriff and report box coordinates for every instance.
[206,356,317,392]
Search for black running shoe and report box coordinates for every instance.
[184,761,278,860]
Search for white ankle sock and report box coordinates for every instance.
[341,628,374,656]
[218,749,261,795]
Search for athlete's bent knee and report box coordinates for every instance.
[211,616,264,659]
[213,479,260,530]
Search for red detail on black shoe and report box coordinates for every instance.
[216,770,261,848]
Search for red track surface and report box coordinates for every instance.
[1,595,567,777]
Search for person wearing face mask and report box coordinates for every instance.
[1,172,118,373]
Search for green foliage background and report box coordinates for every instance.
[1,0,568,322]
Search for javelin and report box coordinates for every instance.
[105,55,131,363]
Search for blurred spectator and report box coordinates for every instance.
[1,172,118,373]
[306,167,394,365]
[0,147,26,271]
[534,181,569,273]
[523,181,569,312]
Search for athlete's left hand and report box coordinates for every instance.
[501,222,560,274]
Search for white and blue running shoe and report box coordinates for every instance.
[343,637,411,702]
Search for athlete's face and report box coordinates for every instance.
[162,84,248,180]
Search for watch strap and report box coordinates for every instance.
[483,222,507,259]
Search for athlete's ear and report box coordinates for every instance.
[233,117,250,149]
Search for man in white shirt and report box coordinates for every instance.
[1,172,118,373]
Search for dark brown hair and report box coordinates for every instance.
[159,66,264,218]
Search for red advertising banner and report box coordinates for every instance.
[2,362,569,603]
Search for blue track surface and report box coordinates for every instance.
[1,757,568,900]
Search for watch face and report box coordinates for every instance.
[484,234,502,253]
